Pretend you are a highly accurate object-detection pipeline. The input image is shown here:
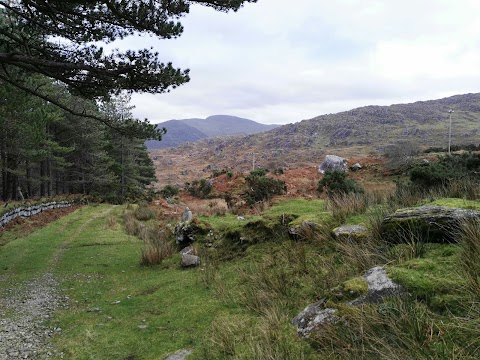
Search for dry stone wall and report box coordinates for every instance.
[0,201,72,227]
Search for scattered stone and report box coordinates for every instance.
[179,246,194,255]
[237,216,246,221]
[181,254,201,268]
[350,163,362,171]
[163,349,193,360]
[333,225,368,241]
[319,155,348,174]
[137,325,148,330]
[382,205,480,243]
[291,299,338,338]
[87,307,101,313]
[350,266,403,305]
[293,267,403,338]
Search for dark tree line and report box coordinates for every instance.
[0,76,155,202]
[0,1,256,201]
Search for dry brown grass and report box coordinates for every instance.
[185,198,229,217]
[140,233,173,266]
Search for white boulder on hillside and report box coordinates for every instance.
[319,155,348,174]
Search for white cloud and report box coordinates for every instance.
[121,0,480,125]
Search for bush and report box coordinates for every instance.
[243,172,286,205]
[133,205,156,221]
[317,171,364,196]
[159,185,179,199]
[185,178,213,199]
[409,153,480,190]
[249,168,269,177]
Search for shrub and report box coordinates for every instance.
[249,168,269,177]
[185,178,213,199]
[243,173,286,205]
[133,205,156,221]
[159,185,179,199]
[317,171,364,196]
[409,153,480,191]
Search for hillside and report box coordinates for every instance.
[146,120,208,149]
[147,115,279,149]
[150,93,480,187]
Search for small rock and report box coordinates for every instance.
[350,266,402,305]
[163,349,193,360]
[179,246,193,255]
[137,325,148,330]
[333,225,368,241]
[181,254,201,267]
[291,299,338,338]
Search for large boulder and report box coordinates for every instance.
[319,155,348,174]
[382,205,480,243]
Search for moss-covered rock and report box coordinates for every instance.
[333,225,368,242]
[331,276,369,301]
[382,205,480,243]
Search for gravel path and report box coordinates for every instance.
[0,206,115,359]
[0,273,68,359]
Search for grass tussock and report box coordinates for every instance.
[105,214,117,230]
[133,204,156,221]
[187,199,229,217]
[140,229,173,266]
[459,219,480,298]
[310,297,479,359]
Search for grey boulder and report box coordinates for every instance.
[181,254,200,267]
[319,155,348,174]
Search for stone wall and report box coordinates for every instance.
[0,201,72,227]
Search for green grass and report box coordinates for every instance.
[264,198,330,225]
[424,197,480,210]
[1,190,479,359]
[0,205,229,359]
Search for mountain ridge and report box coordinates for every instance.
[150,93,480,186]
[147,115,279,149]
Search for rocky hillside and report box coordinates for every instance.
[150,93,480,186]
[147,115,279,149]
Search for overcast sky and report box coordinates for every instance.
[125,0,480,125]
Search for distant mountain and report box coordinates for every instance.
[146,120,208,150]
[182,115,279,137]
[146,115,279,149]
